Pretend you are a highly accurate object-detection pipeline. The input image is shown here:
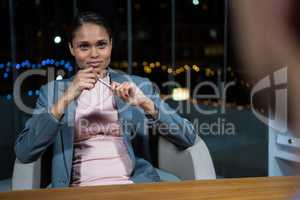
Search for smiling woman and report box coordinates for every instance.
[68,23,112,74]
[14,11,197,188]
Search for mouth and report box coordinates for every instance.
[87,61,101,67]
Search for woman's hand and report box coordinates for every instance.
[51,67,97,120]
[65,67,98,102]
[111,81,158,118]
[111,81,146,106]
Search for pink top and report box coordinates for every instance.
[71,75,134,187]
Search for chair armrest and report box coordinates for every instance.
[12,158,41,190]
[158,136,216,180]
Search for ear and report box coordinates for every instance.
[68,42,75,56]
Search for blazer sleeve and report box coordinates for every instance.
[142,78,197,149]
[14,82,62,163]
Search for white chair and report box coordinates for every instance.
[158,136,216,180]
[12,135,216,190]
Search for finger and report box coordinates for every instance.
[81,73,98,80]
[120,86,130,100]
[115,84,129,99]
[119,91,128,100]
[111,82,117,91]
[127,83,135,97]
[80,82,95,90]
[76,69,95,79]
[83,78,97,84]
[115,85,123,97]
[81,67,94,72]
[117,82,129,98]
[80,72,98,83]
[111,81,121,91]
[82,68,97,75]
[122,82,135,97]
[76,75,97,84]
[122,82,131,97]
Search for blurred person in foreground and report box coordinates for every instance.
[231,0,300,134]
[231,0,300,198]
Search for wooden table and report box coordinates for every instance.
[1,176,299,200]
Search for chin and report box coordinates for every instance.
[98,66,108,70]
[95,67,108,72]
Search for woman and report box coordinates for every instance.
[15,11,196,188]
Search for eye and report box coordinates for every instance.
[78,43,89,50]
[97,41,108,49]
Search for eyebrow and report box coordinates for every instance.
[77,39,109,43]
[75,39,109,46]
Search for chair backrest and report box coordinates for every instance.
[158,136,216,180]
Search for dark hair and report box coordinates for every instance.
[68,11,112,44]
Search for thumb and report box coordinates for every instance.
[111,81,120,90]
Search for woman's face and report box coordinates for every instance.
[69,23,112,74]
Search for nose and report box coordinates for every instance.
[90,47,99,58]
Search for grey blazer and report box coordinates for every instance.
[15,68,196,188]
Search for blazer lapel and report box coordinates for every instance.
[56,80,76,179]
[56,80,76,127]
